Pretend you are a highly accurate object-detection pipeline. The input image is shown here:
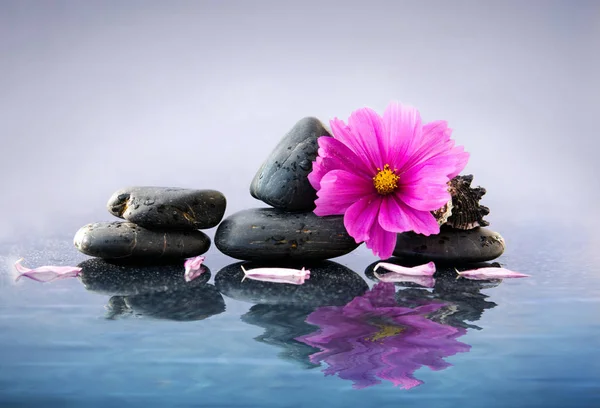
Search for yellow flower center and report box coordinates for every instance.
[366,322,405,343]
[373,164,399,195]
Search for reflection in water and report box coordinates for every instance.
[296,282,471,390]
[366,260,499,330]
[241,304,320,369]
[215,260,368,307]
[217,260,368,368]
[78,258,210,295]
[107,284,225,321]
[78,258,224,321]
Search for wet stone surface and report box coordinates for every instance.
[250,117,331,212]
[393,226,505,263]
[107,187,226,230]
[74,221,211,260]
[215,260,368,307]
[106,284,225,322]
[214,208,359,261]
[78,258,210,295]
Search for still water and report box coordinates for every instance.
[0,220,598,408]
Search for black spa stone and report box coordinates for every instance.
[74,221,210,260]
[214,260,368,307]
[78,258,211,295]
[392,226,505,263]
[250,117,331,211]
[105,284,226,321]
[107,186,226,230]
[214,208,359,261]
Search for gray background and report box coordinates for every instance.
[1,0,598,243]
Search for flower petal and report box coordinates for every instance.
[377,196,415,233]
[399,175,451,211]
[364,221,397,259]
[379,195,440,236]
[308,136,371,190]
[14,258,82,283]
[382,102,423,168]
[344,195,382,243]
[373,261,436,276]
[184,255,206,282]
[457,267,530,280]
[347,107,386,169]
[241,265,311,285]
[314,170,374,216]
[401,120,469,178]
[374,272,436,288]
[330,117,377,172]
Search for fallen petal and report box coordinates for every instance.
[373,261,436,276]
[184,255,206,282]
[14,258,82,283]
[456,267,529,280]
[374,271,435,288]
[241,265,310,285]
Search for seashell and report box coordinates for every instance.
[445,175,490,230]
[432,199,453,226]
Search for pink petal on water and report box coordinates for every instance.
[373,261,436,276]
[14,258,82,283]
[184,255,206,282]
[457,267,530,280]
[374,271,435,288]
[241,265,310,285]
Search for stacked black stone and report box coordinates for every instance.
[393,175,505,264]
[73,187,226,261]
[215,117,359,261]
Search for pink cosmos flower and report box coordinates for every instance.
[296,282,470,389]
[308,102,469,259]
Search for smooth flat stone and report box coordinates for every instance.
[106,284,225,321]
[250,117,331,211]
[215,260,368,307]
[214,208,359,261]
[74,221,210,260]
[366,260,499,330]
[393,227,505,263]
[107,187,226,230]
[79,258,210,295]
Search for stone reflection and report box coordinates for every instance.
[78,258,224,321]
[78,258,210,295]
[214,260,368,307]
[365,259,499,330]
[216,260,368,368]
[241,304,320,369]
[106,284,225,321]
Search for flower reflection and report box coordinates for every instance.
[296,282,470,389]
